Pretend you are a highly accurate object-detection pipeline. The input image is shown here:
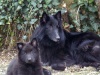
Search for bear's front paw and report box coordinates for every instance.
[51,62,66,71]
[43,68,51,75]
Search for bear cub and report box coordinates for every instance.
[6,39,51,75]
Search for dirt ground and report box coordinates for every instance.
[0,49,100,75]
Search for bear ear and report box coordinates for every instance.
[40,12,50,25]
[54,11,61,20]
[17,42,24,51]
[31,38,38,48]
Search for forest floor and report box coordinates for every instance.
[0,49,100,75]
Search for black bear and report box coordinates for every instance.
[64,31,100,68]
[6,39,51,75]
[31,11,67,71]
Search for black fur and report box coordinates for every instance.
[64,31,100,68]
[6,39,51,75]
[31,11,66,71]
[31,11,100,70]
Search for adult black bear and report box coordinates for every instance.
[64,31,100,68]
[31,11,67,71]
[6,39,51,75]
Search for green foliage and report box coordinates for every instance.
[0,0,61,49]
[69,0,100,33]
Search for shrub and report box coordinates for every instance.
[69,0,100,34]
[0,0,62,49]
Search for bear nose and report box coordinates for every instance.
[56,37,60,42]
[28,58,32,62]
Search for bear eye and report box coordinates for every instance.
[50,23,52,26]
[57,25,59,28]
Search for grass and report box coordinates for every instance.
[0,49,100,75]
